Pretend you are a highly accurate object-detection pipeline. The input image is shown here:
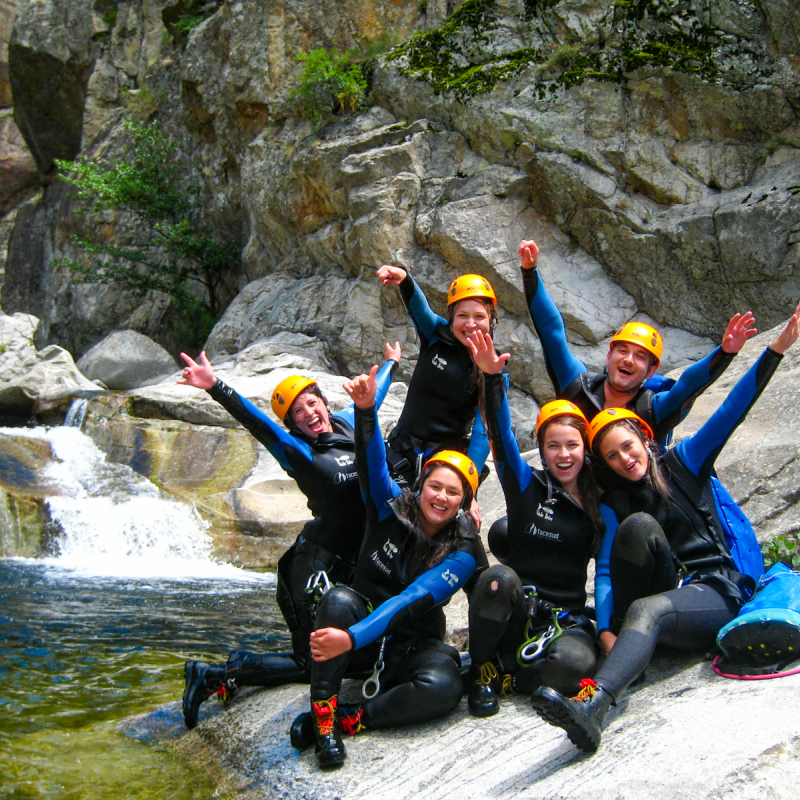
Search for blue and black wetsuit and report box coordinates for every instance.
[386,269,491,483]
[311,402,488,728]
[592,346,782,699]
[468,372,599,695]
[206,359,397,660]
[522,267,734,445]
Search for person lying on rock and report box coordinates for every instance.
[290,365,488,770]
[176,345,400,729]
[531,300,800,753]
[464,329,604,717]
[518,238,757,446]
[376,265,508,504]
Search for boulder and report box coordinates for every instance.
[77,329,179,390]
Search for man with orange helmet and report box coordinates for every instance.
[519,239,757,444]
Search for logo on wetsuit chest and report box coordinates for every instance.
[431,355,448,371]
[334,454,354,467]
[536,502,555,521]
[334,470,358,484]
[441,568,459,588]
[369,549,392,576]
[524,522,561,541]
[383,540,399,557]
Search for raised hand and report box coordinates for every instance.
[721,311,757,353]
[519,239,540,271]
[177,351,216,390]
[376,265,407,286]
[385,341,402,363]
[343,364,379,409]
[770,299,800,355]
[464,330,510,374]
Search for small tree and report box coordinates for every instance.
[55,121,239,346]
[293,48,368,124]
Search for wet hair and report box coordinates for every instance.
[592,418,669,505]
[284,385,330,431]
[398,460,475,575]
[537,413,604,554]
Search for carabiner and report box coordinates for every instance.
[362,637,387,699]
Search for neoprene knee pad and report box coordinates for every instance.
[314,585,366,629]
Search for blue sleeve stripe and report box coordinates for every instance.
[373,359,396,410]
[495,379,532,493]
[349,550,478,649]
[364,406,401,519]
[594,504,619,630]
[407,279,447,342]
[467,408,490,474]
[650,346,720,424]
[236,393,312,469]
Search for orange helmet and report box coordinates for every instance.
[447,274,497,307]
[587,408,654,453]
[535,399,588,436]
[610,322,663,365]
[271,375,316,423]
[423,450,480,495]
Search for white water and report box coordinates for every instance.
[9,426,271,583]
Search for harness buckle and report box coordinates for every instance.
[362,637,387,699]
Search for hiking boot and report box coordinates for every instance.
[530,679,613,753]
[311,696,346,769]
[467,662,500,717]
[182,661,226,730]
[291,702,363,751]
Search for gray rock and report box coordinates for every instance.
[77,330,178,390]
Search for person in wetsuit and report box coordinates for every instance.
[290,364,488,769]
[464,330,604,716]
[177,347,399,729]
[518,239,757,445]
[377,265,504,490]
[530,300,800,753]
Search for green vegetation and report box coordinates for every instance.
[762,533,800,570]
[55,121,238,348]
[386,0,754,103]
[293,47,368,124]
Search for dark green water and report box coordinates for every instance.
[1,559,287,800]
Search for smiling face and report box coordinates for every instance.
[418,466,465,537]
[450,298,493,348]
[288,390,333,438]
[541,421,585,491]
[598,423,650,482]
[605,342,658,394]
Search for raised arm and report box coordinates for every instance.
[377,264,445,343]
[519,240,588,395]
[335,344,400,428]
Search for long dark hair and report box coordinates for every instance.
[592,418,669,506]
[537,413,605,554]
[397,460,475,575]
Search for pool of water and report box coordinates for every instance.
[1,559,286,800]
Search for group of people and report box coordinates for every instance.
[177,238,800,765]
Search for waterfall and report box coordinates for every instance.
[64,397,89,429]
[9,426,267,582]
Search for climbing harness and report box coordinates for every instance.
[304,570,332,620]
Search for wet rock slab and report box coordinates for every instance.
[131,655,800,800]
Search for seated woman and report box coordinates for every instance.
[465,331,604,717]
[376,265,505,488]
[291,365,488,769]
[177,346,399,729]
[531,301,800,753]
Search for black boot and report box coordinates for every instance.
[183,661,226,729]
[467,662,500,717]
[291,702,363,751]
[530,679,614,753]
[310,695,346,769]
[226,650,309,687]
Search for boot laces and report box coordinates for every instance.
[216,679,236,704]
[477,662,499,686]
[312,696,338,736]
[340,708,365,736]
[501,673,517,696]
[574,678,598,702]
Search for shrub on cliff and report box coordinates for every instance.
[293,48,368,124]
[54,121,239,348]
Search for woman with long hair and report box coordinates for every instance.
[177,346,399,728]
[531,302,800,753]
[465,331,604,717]
[290,365,488,769]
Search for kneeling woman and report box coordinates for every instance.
[465,331,603,717]
[532,302,800,753]
[293,365,488,769]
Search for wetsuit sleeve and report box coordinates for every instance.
[207,380,311,472]
[336,358,399,428]
[522,267,587,395]
[675,347,783,484]
[354,404,402,521]
[347,549,478,649]
[483,371,532,493]
[648,346,735,441]
[594,503,620,632]
[399,270,447,346]
[467,371,510,475]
